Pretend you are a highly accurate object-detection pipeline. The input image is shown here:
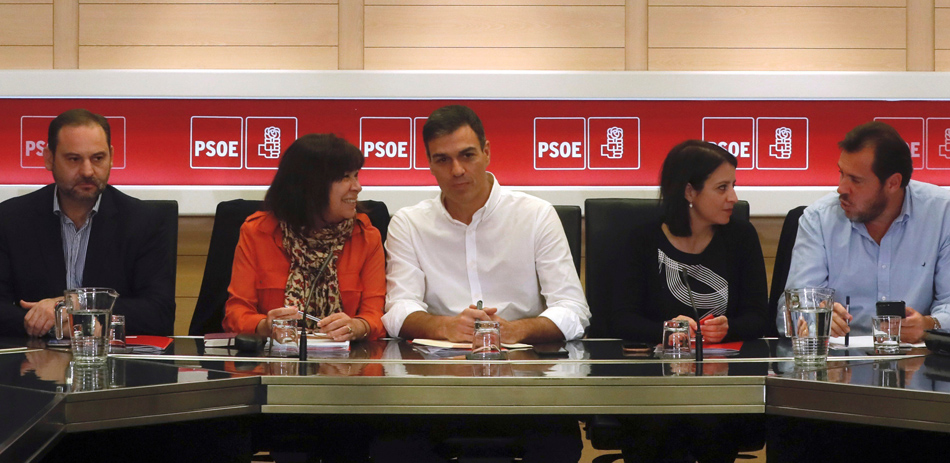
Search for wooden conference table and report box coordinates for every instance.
[2,336,950,461]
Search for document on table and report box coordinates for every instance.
[411,339,533,350]
[829,335,926,349]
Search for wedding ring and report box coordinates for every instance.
[347,326,354,334]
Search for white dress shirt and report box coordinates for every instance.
[382,175,590,340]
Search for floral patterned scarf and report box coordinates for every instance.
[280,218,354,329]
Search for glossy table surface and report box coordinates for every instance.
[2,336,949,461]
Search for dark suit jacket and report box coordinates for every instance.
[0,184,175,336]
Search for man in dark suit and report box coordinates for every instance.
[0,109,175,337]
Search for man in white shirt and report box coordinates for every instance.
[382,105,590,344]
[375,105,588,463]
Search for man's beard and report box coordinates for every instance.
[841,189,887,223]
[61,176,106,203]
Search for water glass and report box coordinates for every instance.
[471,320,502,360]
[661,319,691,357]
[784,287,835,365]
[270,318,299,345]
[872,315,901,354]
[109,314,126,351]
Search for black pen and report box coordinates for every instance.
[845,296,850,347]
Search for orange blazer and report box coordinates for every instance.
[223,211,386,340]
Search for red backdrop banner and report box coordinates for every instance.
[3,98,946,187]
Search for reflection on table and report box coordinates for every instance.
[3,335,950,461]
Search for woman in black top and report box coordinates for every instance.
[613,140,769,463]
[613,140,768,344]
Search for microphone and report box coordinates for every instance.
[299,253,333,362]
[679,268,703,364]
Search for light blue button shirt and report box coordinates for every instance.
[780,180,950,336]
[53,187,101,290]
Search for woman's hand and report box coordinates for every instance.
[318,313,369,341]
[701,315,729,344]
[256,306,299,337]
[671,315,698,339]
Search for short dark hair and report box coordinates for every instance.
[48,108,111,155]
[422,105,486,157]
[838,121,912,188]
[660,140,738,237]
[264,134,364,232]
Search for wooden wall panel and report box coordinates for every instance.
[177,255,204,304]
[653,0,902,5]
[80,46,337,69]
[0,4,52,46]
[365,47,624,70]
[368,0,625,4]
[907,0,935,70]
[78,4,338,46]
[175,216,212,336]
[0,47,53,68]
[175,297,197,336]
[626,0,648,69]
[53,0,78,69]
[178,216,214,256]
[365,6,624,48]
[339,0,364,69]
[88,0,332,3]
[650,48,906,70]
[0,3,52,69]
[649,7,905,49]
[934,8,950,49]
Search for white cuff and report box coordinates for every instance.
[540,306,587,341]
[382,300,427,338]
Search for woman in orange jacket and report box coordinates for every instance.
[223,134,385,341]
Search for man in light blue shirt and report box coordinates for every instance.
[782,121,950,342]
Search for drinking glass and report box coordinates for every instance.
[271,318,299,344]
[662,319,691,357]
[471,320,502,360]
[784,288,835,365]
[109,314,126,352]
[872,315,901,354]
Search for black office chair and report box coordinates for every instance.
[584,198,750,338]
[582,198,751,460]
[188,199,391,336]
[554,205,582,276]
[188,199,262,336]
[767,205,807,338]
[143,199,179,286]
[144,200,179,335]
[361,199,392,248]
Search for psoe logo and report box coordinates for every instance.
[259,126,282,159]
[939,128,950,160]
[601,127,624,159]
[769,127,793,160]
[246,117,297,170]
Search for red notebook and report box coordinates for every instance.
[126,335,174,350]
